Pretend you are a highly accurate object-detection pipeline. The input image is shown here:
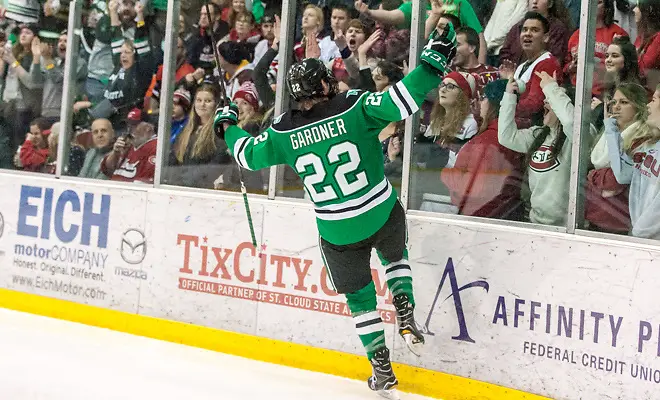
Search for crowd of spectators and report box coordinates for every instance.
[0,0,659,239]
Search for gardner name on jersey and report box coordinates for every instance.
[224,65,442,245]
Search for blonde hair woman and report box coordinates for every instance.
[586,83,650,233]
[424,71,478,169]
[606,84,660,239]
[174,84,229,165]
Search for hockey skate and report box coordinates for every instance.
[393,294,425,356]
[368,348,400,400]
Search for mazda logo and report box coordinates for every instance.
[120,228,146,264]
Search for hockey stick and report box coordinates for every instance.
[204,0,257,247]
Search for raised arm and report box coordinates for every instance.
[359,64,441,128]
[360,24,457,128]
[604,117,634,185]
[355,0,406,27]
[498,83,540,153]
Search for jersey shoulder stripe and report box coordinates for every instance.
[233,136,252,170]
[270,91,368,133]
[388,81,418,120]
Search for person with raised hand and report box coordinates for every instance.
[498,70,586,226]
[213,23,458,399]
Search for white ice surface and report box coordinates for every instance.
[0,308,435,400]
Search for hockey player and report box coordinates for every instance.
[213,25,457,398]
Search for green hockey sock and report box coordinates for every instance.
[345,281,386,360]
[377,250,415,306]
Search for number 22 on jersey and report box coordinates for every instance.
[294,142,368,203]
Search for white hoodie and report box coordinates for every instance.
[498,82,575,225]
[484,0,528,55]
[605,118,660,239]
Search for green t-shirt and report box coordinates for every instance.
[397,0,483,33]
[152,0,168,11]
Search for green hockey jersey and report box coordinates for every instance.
[224,65,442,245]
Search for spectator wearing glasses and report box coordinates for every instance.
[423,71,478,169]
[101,121,157,183]
[222,11,261,48]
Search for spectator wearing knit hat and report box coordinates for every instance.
[423,71,479,169]
[233,81,261,134]
[441,79,525,220]
[217,41,253,99]
[171,88,191,145]
[216,80,266,193]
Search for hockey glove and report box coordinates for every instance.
[213,101,239,140]
[420,23,457,76]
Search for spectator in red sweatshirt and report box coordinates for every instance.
[501,12,562,128]
[564,0,628,96]
[441,79,525,220]
[634,0,660,81]
[101,121,157,183]
[18,118,52,172]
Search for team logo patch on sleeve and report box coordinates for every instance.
[529,145,560,172]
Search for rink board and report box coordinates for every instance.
[0,174,659,400]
